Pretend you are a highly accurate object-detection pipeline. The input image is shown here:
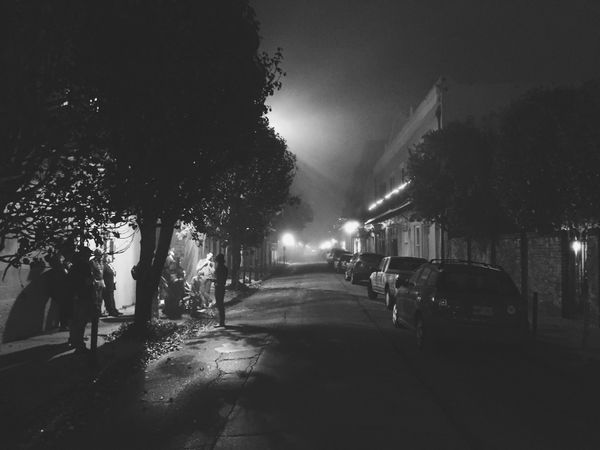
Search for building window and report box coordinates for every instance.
[414,226,421,257]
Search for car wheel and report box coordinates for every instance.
[367,282,377,299]
[384,288,394,310]
[351,272,358,285]
[392,303,401,328]
[416,315,426,350]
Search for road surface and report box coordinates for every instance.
[44,263,600,449]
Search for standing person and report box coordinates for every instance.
[196,252,214,308]
[213,253,228,328]
[90,249,105,316]
[164,255,185,319]
[187,273,203,317]
[68,248,95,352]
[48,252,71,331]
[102,254,122,317]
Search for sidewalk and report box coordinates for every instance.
[0,282,254,358]
[0,283,258,449]
[0,304,137,359]
[534,313,600,362]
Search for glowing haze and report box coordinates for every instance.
[254,0,600,246]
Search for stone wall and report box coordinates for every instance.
[448,233,565,316]
[528,235,562,315]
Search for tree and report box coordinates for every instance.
[494,82,600,318]
[270,198,314,236]
[407,122,509,247]
[76,0,284,325]
[1,1,116,271]
[495,84,600,235]
[198,123,296,285]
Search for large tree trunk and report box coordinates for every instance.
[228,234,242,288]
[134,214,175,327]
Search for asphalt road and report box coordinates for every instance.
[51,263,600,450]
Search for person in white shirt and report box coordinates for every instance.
[195,253,214,308]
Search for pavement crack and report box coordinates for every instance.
[209,334,272,450]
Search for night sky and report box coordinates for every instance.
[252,0,600,244]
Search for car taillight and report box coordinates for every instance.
[507,305,516,315]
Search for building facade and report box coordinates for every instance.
[356,77,531,260]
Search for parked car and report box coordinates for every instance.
[335,252,354,273]
[326,248,350,268]
[367,256,427,307]
[345,252,384,284]
[392,259,528,350]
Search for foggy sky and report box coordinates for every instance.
[252,0,600,244]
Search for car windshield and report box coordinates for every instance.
[388,259,426,271]
[438,267,519,296]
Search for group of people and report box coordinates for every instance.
[161,249,186,319]
[47,247,122,353]
[187,252,228,327]
[160,249,228,327]
[51,246,229,353]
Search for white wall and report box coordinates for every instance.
[111,224,141,309]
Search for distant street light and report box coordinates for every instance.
[343,220,360,235]
[281,233,295,264]
[282,232,295,247]
[319,240,333,250]
[342,220,361,252]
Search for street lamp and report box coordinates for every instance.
[342,220,361,252]
[281,233,295,264]
[343,220,360,235]
[282,233,295,247]
[571,239,582,255]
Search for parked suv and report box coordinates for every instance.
[368,256,426,307]
[392,259,528,350]
[345,252,384,284]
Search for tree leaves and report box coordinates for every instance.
[407,81,600,238]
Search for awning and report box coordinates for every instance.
[364,200,412,225]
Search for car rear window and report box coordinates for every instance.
[438,267,519,296]
[361,254,383,264]
[388,259,426,271]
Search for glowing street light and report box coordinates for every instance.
[319,240,333,250]
[282,232,296,247]
[342,220,360,235]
